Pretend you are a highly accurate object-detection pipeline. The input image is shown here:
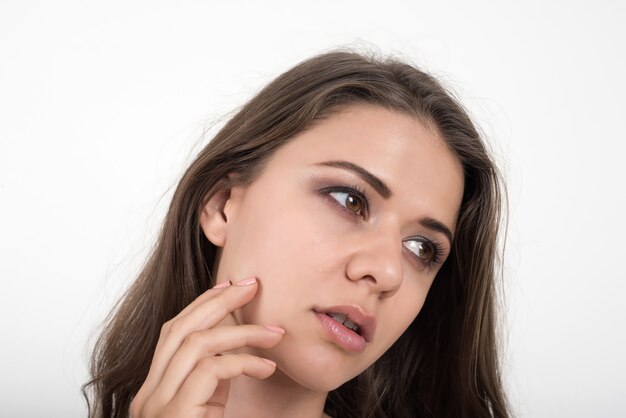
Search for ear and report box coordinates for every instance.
[199,179,241,247]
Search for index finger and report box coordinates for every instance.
[175,277,259,331]
[138,277,260,402]
[176,280,232,318]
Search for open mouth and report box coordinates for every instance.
[313,304,375,346]
[325,312,361,335]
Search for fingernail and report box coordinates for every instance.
[235,277,257,286]
[264,325,285,334]
[262,358,276,368]
[213,281,231,289]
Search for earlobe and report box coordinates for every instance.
[199,187,233,248]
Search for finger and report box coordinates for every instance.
[167,354,277,413]
[146,280,233,380]
[175,280,232,319]
[132,280,229,410]
[138,278,259,400]
[208,379,230,411]
[177,276,259,330]
[151,325,284,404]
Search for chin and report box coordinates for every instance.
[263,339,369,393]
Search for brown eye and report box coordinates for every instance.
[329,190,366,217]
[345,194,363,214]
[403,239,436,266]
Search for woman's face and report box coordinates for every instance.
[202,105,464,392]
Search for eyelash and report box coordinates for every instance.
[320,184,370,219]
[402,237,445,270]
[319,184,445,270]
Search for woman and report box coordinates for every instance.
[83,50,509,417]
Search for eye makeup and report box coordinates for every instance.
[315,179,449,271]
[318,184,370,220]
[402,237,446,270]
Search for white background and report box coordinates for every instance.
[1,1,625,416]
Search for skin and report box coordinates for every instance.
[131,105,464,418]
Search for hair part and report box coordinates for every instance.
[83,49,509,418]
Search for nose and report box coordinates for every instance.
[344,227,404,297]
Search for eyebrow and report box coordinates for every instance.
[315,160,392,198]
[314,160,455,244]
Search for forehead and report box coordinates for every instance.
[261,105,464,228]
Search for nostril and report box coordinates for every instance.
[378,286,400,299]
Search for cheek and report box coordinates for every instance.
[228,187,345,280]
[222,191,342,321]
[379,281,430,348]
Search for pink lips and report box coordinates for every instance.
[313,305,376,352]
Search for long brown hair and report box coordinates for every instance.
[83,49,509,418]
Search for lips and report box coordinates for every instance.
[326,312,360,333]
[313,305,376,344]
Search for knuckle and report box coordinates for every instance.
[212,303,229,321]
[182,331,202,347]
[165,319,185,338]
[197,356,217,372]
[160,320,172,337]
[211,292,233,314]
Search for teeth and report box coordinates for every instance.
[328,313,347,323]
[327,313,360,334]
[344,319,358,332]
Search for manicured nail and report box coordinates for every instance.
[213,281,231,289]
[264,325,285,334]
[262,358,276,368]
[235,277,257,286]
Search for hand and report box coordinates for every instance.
[130,277,284,418]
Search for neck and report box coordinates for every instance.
[224,368,330,418]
